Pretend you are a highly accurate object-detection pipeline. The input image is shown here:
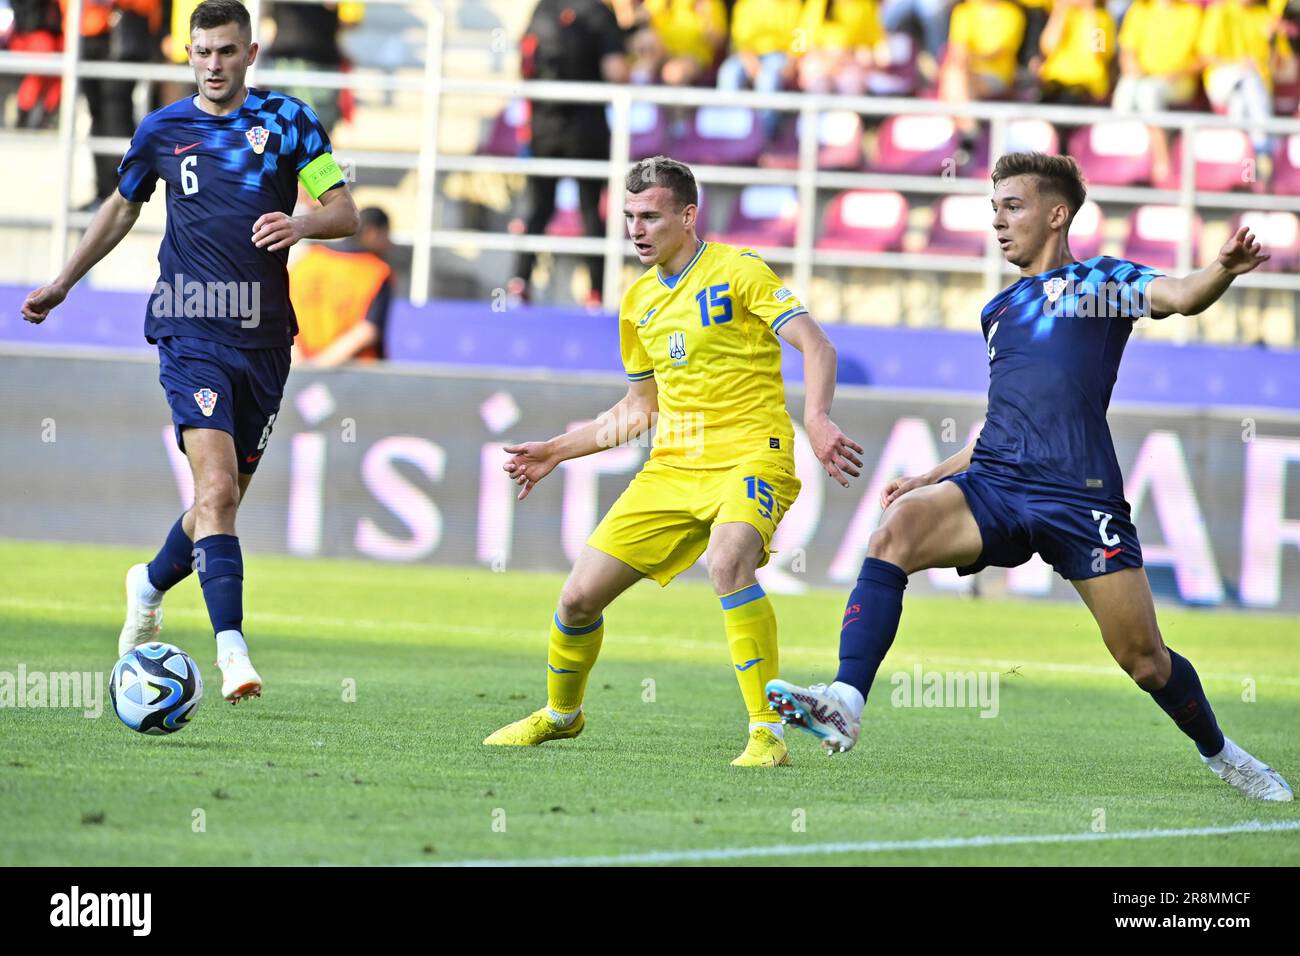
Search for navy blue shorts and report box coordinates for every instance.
[943,469,1143,581]
[157,336,291,475]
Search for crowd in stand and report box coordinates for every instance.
[612,0,1298,160]
[510,0,1300,306]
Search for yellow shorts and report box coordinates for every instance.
[588,452,801,587]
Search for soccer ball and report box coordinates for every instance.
[110,642,203,735]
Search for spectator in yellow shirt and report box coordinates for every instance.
[1112,0,1203,183]
[939,0,1026,136]
[796,0,891,95]
[1198,0,1290,151]
[629,0,727,85]
[716,0,804,134]
[1039,0,1117,104]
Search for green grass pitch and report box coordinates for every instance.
[0,538,1296,866]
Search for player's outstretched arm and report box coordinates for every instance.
[1145,226,1268,319]
[252,185,360,252]
[503,377,658,501]
[21,191,143,324]
[881,428,982,510]
[775,313,864,488]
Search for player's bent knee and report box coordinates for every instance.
[1127,661,1163,691]
[194,475,240,525]
[707,550,751,595]
[1122,650,1166,690]
[557,585,604,628]
[866,522,912,570]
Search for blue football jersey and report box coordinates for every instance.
[970,256,1163,500]
[117,88,346,348]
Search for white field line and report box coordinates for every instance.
[2,595,1299,687]
[418,819,1300,867]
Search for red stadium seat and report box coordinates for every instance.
[1156,128,1255,191]
[543,179,608,238]
[709,184,798,248]
[544,178,586,237]
[1273,72,1300,115]
[1004,118,1060,155]
[965,118,1061,177]
[926,194,990,256]
[671,106,768,167]
[818,190,909,252]
[606,101,669,160]
[1269,133,1300,194]
[1069,200,1105,261]
[871,114,961,175]
[1067,121,1154,186]
[480,98,529,157]
[1123,204,1203,270]
[1232,210,1300,272]
[869,33,922,96]
[759,110,865,170]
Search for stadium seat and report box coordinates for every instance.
[964,118,1061,177]
[759,110,865,170]
[606,101,668,160]
[871,114,961,175]
[544,179,608,237]
[1123,205,1203,270]
[926,194,990,256]
[480,98,529,157]
[1232,210,1300,272]
[1068,200,1105,261]
[709,184,798,248]
[817,190,909,252]
[1274,72,1300,115]
[1067,121,1154,186]
[544,178,585,237]
[1004,118,1060,156]
[671,106,768,167]
[868,33,922,96]
[1269,133,1300,194]
[1156,128,1255,192]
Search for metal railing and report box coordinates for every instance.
[3,1,1300,323]
[0,0,440,290]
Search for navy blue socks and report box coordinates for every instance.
[834,557,909,699]
[1149,648,1225,757]
[146,514,195,593]
[195,534,244,636]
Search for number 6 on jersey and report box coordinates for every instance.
[181,155,199,195]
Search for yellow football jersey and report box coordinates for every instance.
[618,241,806,470]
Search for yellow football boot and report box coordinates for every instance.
[730,725,790,767]
[483,708,585,746]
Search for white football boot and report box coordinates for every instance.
[1202,737,1293,801]
[766,679,861,755]
[117,564,163,657]
[217,650,262,704]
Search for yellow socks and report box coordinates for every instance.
[720,583,781,725]
[546,613,604,715]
